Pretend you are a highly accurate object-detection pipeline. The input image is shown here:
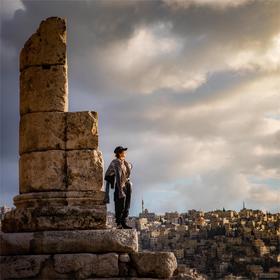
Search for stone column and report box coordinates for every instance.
[2,17,106,232]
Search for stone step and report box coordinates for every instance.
[0,229,138,255]
[1,205,107,232]
[0,251,177,279]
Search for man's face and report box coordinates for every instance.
[119,150,126,159]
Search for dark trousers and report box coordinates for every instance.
[114,181,132,225]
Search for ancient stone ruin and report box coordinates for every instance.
[0,17,177,279]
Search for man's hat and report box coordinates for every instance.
[114,146,128,154]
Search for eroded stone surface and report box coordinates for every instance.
[20,65,68,115]
[20,17,66,71]
[54,253,119,278]
[0,229,138,255]
[54,253,97,278]
[1,205,106,233]
[130,251,177,278]
[67,149,104,191]
[0,255,50,279]
[0,232,32,256]
[0,253,120,280]
[66,111,98,150]
[19,112,66,154]
[19,150,66,193]
[19,111,100,153]
[97,253,119,277]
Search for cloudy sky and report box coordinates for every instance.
[1,0,279,215]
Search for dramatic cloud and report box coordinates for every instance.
[163,0,254,10]
[1,0,279,215]
[0,0,25,19]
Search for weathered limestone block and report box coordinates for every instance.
[0,232,31,256]
[1,205,106,233]
[13,190,106,208]
[119,253,130,263]
[20,17,66,71]
[19,150,66,193]
[0,255,50,279]
[35,256,74,280]
[66,111,98,150]
[54,253,96,279]
[97,253,119,277]
[54,253,119,279]
[130,251,177,278]
[19,112,66,154]
[20,65,68,115]
[0,229,138,255]
[67,149,104,191]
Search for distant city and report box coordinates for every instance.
[1,202,279,280]
[107,200,280,280]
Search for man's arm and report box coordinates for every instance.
[105,160,116,188]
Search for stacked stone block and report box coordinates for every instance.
[0,17,178,279]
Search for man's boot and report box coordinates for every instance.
[116,223,123,229]
[121,218,132,229]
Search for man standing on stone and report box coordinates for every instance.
[105,146,133,229]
